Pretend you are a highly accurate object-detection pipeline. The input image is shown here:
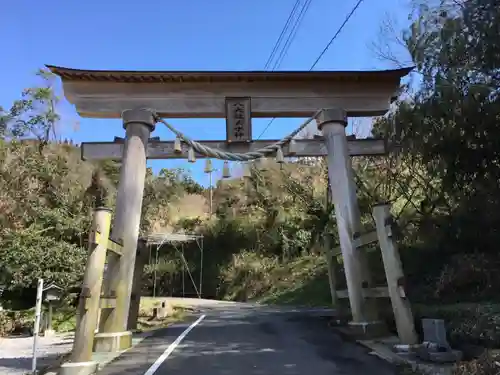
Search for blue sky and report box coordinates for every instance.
[2,0,411,186]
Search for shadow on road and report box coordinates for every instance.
[0,352,65,373]
[98,310,396,375]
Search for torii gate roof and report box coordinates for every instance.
[47,65,413,119]
[47,65,412,84]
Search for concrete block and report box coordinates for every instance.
[421,319,451,350]
[59,361,98,375]
[93,331,132,353]
[416,347,463,363]
[347,320,388,339]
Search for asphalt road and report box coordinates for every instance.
[98,302,397,375]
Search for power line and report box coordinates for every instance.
[257,118,277,140]
[258,0,365,140]
[264,0,302,70]
[271,0,314,71]
[257,0,314,139]
[309,0,364,70]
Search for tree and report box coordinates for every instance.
[367,0,500,301]
[0,69,60,149]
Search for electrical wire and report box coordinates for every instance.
[264,0,302,70]
[257,118,277,140]
[258,0,366,140]
[257,0,314,140]
[271,0,314,71]
[309,0,364,70]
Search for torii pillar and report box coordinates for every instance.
[317,108,382,330]
[94,108,155,352]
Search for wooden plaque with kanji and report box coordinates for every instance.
[225,97,252,143]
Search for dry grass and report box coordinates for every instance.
[219,252,331,307]
[452,352,500,375]
[169,194,208,222]
[136,307,187,332]
[136,297,189,332]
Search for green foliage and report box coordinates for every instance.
[0,311,9,336]
[0,227,86,291]
[0,71,100,307]
[0,69,60,144]
[0,76,208,307]
[0,308,35,335]
[368,0,500,304]
[0,140,93,307]
[139,159,337,301]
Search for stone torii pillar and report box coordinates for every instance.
[317,108,380,327]
[94,108,155,352]
[127,239,149,331]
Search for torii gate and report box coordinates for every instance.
[48,65,411,374]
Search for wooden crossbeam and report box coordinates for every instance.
[331,225,393,257]
[79,287,117,310]
[91,231,123,256]
[98,298,117,309]
[82,296,116,310]
[81,138,388,161]
[107,237,123,255]
[331,230,378,257]
[353,229,379,248]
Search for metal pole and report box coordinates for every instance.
[148,243,152,296]
[32,278,44,374]
[209,170,213,217]
[182,244,185,297]
[200,237,203,298]
[153,245,158,298]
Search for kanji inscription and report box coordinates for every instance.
[225,97,252,143]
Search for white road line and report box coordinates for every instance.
[143,314,206,375]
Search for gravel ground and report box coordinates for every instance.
[0,333,73,375]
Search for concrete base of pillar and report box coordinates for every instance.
[347,320,388,339]
[93,331,132,352]
[59,361,98,375]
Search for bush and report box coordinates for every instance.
[0,309,34,336]
[0,311,10,336]
[218,251,279,301]
[452,352,500,375]
[402,249,500,305]
[218,252,331,306]
[416,304,500,349]
[433,253,500,303]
